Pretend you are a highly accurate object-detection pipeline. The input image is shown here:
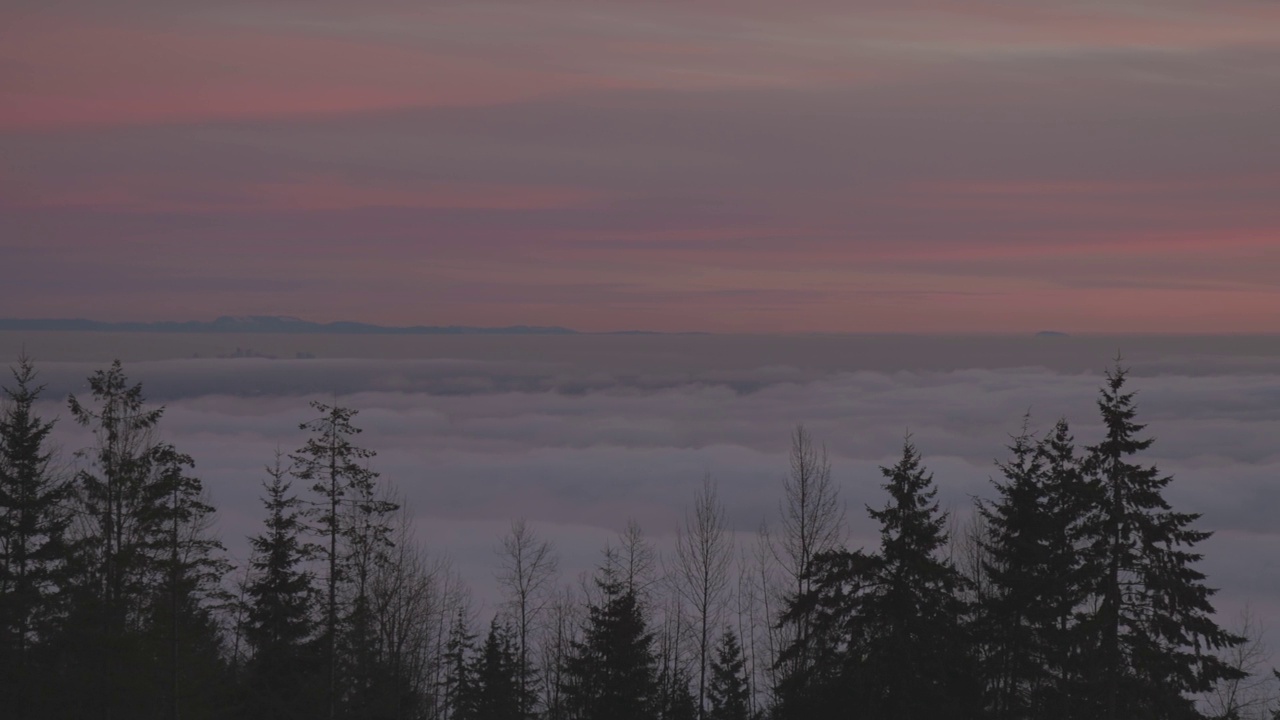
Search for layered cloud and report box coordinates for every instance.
[3,0,1279,331]
[15,334,1279,627]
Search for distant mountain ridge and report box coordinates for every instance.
[0,316,582,335]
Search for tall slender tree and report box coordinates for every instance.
[1080,364,1244,719]
[0,355,71,718]
[673,475,734,719]
[498,517,559,719]
[774,425,843,694]
[290,400,388,719]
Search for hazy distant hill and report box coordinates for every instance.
[0,316,581,335]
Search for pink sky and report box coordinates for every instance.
[2,0,1278,333]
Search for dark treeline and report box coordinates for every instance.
[0,355,1271,719]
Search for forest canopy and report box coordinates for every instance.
[0,355,1266,720]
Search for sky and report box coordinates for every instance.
[3,0,1279,333]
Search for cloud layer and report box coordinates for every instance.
[14,334,1278,629]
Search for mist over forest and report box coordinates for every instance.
[2,331,1277,718]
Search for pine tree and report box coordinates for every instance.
[243,453,320,720]
[1079,364,1244,719]
[0,355,72,718]
[562,560,660,720]
[707,629,750,720]
[861,437,979,719]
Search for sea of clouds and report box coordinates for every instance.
[9,334,1279,643]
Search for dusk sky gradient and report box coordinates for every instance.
[3,0,1279,332]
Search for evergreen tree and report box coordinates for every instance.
[149,443,233,720]
[562,561,660,720]
[860,437,979,719]
[707,629,750,720]
[0,355,71,718]
[243,454,320,720]
[979,416,1091,720]
[290,400,393,719]
[1079,364,1244,719]
[461,619,528,720]
[773,548,878,720]
[444,608,478,720]
[657,661,698,720]
[65,360,230,719]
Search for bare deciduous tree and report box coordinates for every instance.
[497,517,560,717]
[773,425,844,679]
[1201,608,1280,720]
[673,475,734,719]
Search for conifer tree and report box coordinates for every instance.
[461,619,528,720]
[0,356,71,718]
[861,437,978,719]
[979,416,1092,720]
[1079,364,1244,719]
[657,661,699,720]
[243,453,320,720]
[150,443,233,720]
[444,607,478,720]
[707,629,751,720]
[562,560,660,720]
[290,400,393,719]
[66,360,230,719]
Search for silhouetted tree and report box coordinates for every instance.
[707,629,751,720]
[497,518,559,718]
[243,453,320,720]
[979,416,1092,719]
[291,400,392,719]
[66,360,229,719]
[461,619,530,720]
[773,425,843,695]
[673,475,733,719]
[0,356,71,718]
[860,437,979,719]
[562,556,660,720]
[1079,364,1244,719]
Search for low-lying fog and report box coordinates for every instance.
[3,331,1277,640]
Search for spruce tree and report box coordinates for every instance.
[0,355,71,718]
[461,619,527,720]
[707,629,751,720]
[444,608,478,720]
[773,548,878,720]
[861,437,978,719]
[562,561,660,720]
[979,416,1091,720]
[243,454,320,720]
[1079,364,1244,719]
